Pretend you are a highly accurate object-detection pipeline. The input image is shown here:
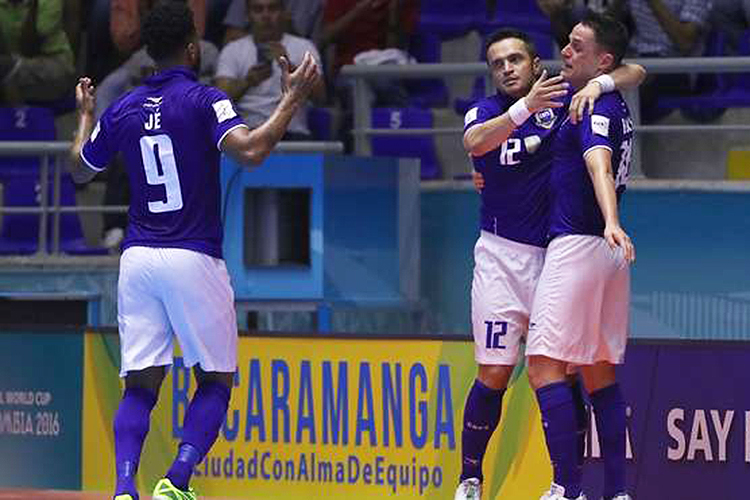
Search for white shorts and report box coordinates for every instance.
[471,231,545,365]
[526,234,630,365]
[117,246,238,377]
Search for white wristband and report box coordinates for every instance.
[508,98,532,126]
[592,74,616,93]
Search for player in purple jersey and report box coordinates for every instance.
[455,27,645,500]
[525,13,635,500]
[68,2,318,500]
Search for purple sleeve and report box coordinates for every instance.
[463,100,496,132]
[80,108,114,172]
[199,86,247,149]
[579,101,616,158]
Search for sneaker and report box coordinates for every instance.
[541,483,587,500]
[113,495,135,500]
[152,478,197,500]
[608,495,632,500]
[455,477,482,500]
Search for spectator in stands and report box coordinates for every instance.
[538,0,713,123]
[320,0,418,77]
[111,0,207,57]
[215,0,325,140]
[222,0,324,45]
[0,0,76,106]
[320,0,419,151]
[538,0,620,49]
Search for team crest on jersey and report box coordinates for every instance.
[534,108,556,129]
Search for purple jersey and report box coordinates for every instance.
[81,67,246,258]
[464,93,566,247]
[548,91,633,239]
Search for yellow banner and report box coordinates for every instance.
[82,333,551,498]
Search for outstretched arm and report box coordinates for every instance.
[584,148,635,262]
[221,52,319,165]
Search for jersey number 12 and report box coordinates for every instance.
[139,134,184,213]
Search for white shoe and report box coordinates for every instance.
[541,483,588,500]
[607,495,632,500]
[454,477,482,500]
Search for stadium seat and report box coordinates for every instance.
[307,106,333,141]
[490,0,552,33]
[405,32,449,108]
[0,106,105,254]
[418,0,487,40]
[371,107,440,179]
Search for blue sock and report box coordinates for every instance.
[113,387,157,499]
[536,382,581,498]
[166,381,231,490]
[460,379,505,482]
[590,383,627,499]
[570,379,589,470]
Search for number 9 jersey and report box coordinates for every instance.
[80,67,247,258]
[464,92,567,248]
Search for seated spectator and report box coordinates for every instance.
[319,0,418,151]
[110,0,206,57]
[222,0,324,45]
[537,0,620,49]
[215,0,325,140]
[538,0,712,123]
[0,0,76,106]
[623,0,713,122]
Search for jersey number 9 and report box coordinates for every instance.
[139,134,184,213]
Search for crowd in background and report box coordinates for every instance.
[0,0,747,247]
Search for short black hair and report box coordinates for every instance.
[580,12,629,69]
[484,28,538,62]
[142,0,196,62]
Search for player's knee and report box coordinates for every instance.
[477,364,513,390]
[526,356,566,390]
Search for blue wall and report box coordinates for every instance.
[421,187,750,339]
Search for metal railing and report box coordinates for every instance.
[341,56,750,166]
[0,140,344,256]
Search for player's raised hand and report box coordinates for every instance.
[604,224,635,263]
[569,79,602,124]
[75,77,96,115]
[280,51,319,102]
[525,70,568,113]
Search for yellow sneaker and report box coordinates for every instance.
[152,478,197,500]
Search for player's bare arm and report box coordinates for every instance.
[69,77,99,184]
[464,70,568,156]
[584,147,635,262]
[570,63,646,123]
[221,51,319,165]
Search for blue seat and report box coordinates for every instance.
[307,106,333,141]
[405,32,449,108]
[418,0,487,39]
[489,0,552,33]
[0,106,106,254]
[371,107,440,179]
